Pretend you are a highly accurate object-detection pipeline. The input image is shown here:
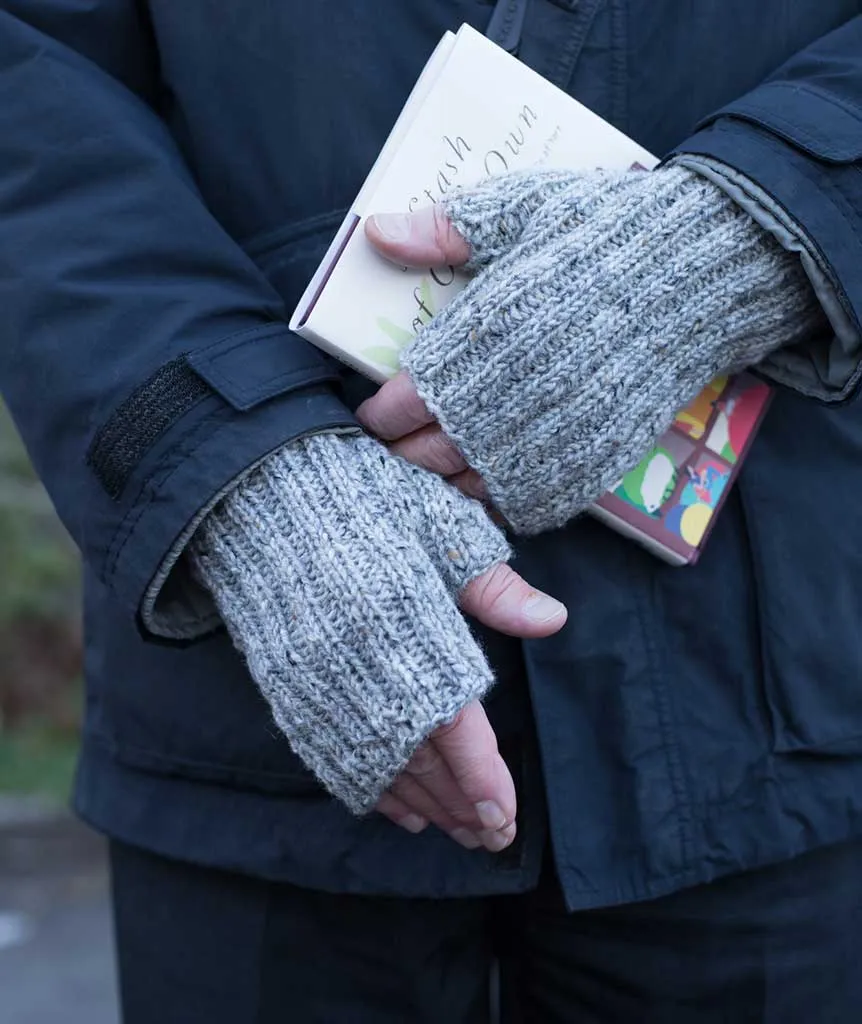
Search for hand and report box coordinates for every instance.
[376,700,515,852]
[358,369,489,502]
[191,431,566,850]
[356,168,819,539]
[357,207,483,497]
[375,558,566,852]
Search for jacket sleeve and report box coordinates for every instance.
[668,15,862,403]
[0,4,356,640]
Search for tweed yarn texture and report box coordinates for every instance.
[402,165,826,534]
[189,432,510,814]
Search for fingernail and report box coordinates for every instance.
[475,800,507,831]
[450,828,482,850]
[399,814,428,834]
[370,212,411,243]
[482,823,516,853]
[524,592,566,623]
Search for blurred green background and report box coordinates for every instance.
[0,401,82,805]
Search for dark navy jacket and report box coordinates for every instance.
[2,0,862,911]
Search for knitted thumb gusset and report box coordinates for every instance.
[188,431,511,814]
[402,164,826,535]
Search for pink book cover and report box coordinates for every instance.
[590,373,772,565]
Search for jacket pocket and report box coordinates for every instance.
[736,386,862,755]
[697,81,862,164]
[84,579,324,794]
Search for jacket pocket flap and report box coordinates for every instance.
[188,324,338,412]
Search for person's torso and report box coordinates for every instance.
[78,0,862,907]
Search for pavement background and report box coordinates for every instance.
[0,798,118,1024]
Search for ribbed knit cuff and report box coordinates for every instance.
[403,166,826,535]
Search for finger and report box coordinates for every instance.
[388,773,482,849]
[460,563,568,639]
[403,738,487,831]
[430,703,517,850]
[389,425,469,478]
[448,468,489,502]
[374,792,429,835]
[365,204,472,268]
[356,372,434,442]
[391,771,514,854]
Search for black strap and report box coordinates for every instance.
[87,356,211,499]
[485,0,530,55]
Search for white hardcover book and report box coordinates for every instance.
[290,23,655,381]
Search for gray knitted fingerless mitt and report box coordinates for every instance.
[401,164,826,534]
[188,432,510,814]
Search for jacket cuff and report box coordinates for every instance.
[85,322,357,641]
[667,88,862,402]
[141,424,360,641]
[130,386,356,642]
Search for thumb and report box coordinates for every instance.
[460,563,568,638]
[365,205,472,268]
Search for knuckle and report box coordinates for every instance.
[407,742,444,781]
[432,203,451,252]
[456,742,499,778]
[431,707,468,741]
[388,777,417,805]
[448,803,481,827]
[452,757,494,793]
[356,398,380,432]
[394,391,430,434]
[431,431,466,474]
[432,204,464,259]
[469,562,520,613]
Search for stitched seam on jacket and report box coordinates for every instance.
[609,0,628,136]
[770,81,862,128]
[550,0,601,92]
[190,323,288,365]
[701,82,862,141]
[200,364,336,409]
[189,323,336,408]
[84,730,317,787]
[725,105,862,161]
[632,558,696,880]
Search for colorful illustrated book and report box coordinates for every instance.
[591,374,771,564]
[290,24,771,565]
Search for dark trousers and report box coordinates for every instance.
[111,839,862,1023]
